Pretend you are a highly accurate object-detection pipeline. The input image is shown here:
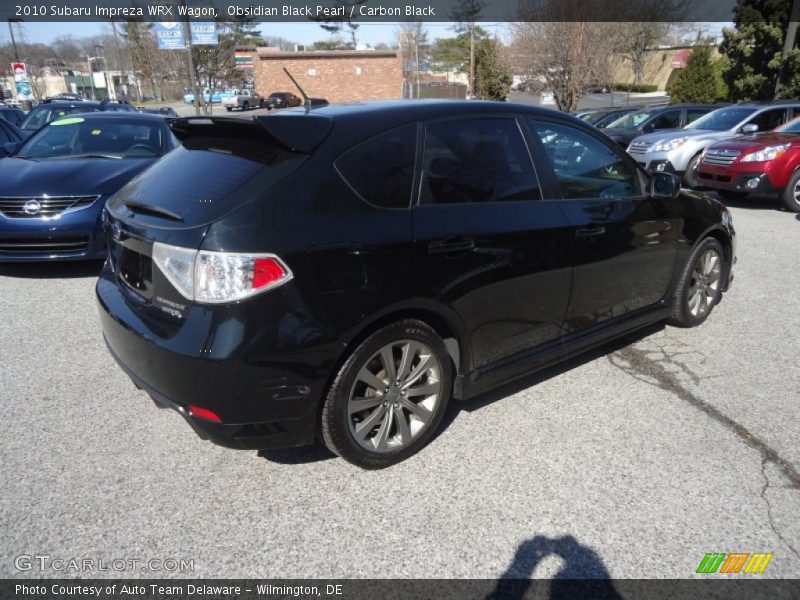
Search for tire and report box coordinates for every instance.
[242,101,249,111]
[668,237,725,328]
[320,320,452,469]
[225,107,232,112]
[780,169,800,212]
[682,153,702,189]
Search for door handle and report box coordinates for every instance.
[575,226,606,239]
[428,237,476,254]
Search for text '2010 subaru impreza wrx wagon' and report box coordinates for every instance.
[97,101,735,468]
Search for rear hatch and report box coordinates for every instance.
[104,115,332,320]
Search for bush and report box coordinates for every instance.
[610,83,659,93]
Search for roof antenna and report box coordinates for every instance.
[283,68,311,107]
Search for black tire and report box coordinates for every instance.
[682,153,702,189]
[780,169,800,212]
[241,101,249,111]
[225,106,232,112]
[668,237,725,328]
[320,320,452,469]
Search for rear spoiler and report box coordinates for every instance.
[170,114,333,154]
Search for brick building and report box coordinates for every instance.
[251,49,403,104]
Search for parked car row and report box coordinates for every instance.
[621,100,800,212]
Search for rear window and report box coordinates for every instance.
[22,106,99,130]
[335,124,417,209]
[107,134,307,226]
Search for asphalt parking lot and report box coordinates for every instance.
[1,198,798,580]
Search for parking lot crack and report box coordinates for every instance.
[760,457,800,560]
[608,341,800,556]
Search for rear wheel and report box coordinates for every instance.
[780,170,800,212]
[668,237,725,328]
[225,106,232,112]
[241,101,249,111]
[320,320,452,469]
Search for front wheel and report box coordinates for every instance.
[225,106,232,112]
[682,153,702,189]
[320,320,452,469]
[668,237,725,328]
[241,101,249,111]
[781,170,800,212]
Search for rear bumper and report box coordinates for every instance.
[96,262,333,451]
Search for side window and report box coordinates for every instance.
[420,118,541,204]
[0,126,9,144]
[648,110,681,130]
[748,109,786,132]
[336,123,417,209]
[686,109,709,124]
[531,120,643,200]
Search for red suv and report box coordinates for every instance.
[696,117,800,212]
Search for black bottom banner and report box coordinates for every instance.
[2,579,800,600]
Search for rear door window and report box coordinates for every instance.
[748,108,787,132]
[686,109,710,124]
[335,123,417,209]
[647,110,682,130]
[420,118,541,204]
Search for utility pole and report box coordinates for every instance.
[7,20,20,61]
[775,0,800,98]
[414,31,420,99]
[181,0,202,116]
[468,24,475,99]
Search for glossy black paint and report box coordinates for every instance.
[98,100,736,451]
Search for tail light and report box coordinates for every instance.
[188,404,222,423]
[152,242,292,304]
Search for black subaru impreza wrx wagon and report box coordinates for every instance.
[97,101,736,468]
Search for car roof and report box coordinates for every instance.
[279,99,563,121]
[37,100,102,108]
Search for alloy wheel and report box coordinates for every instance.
[347,340,442,453]
[687,248,722,318]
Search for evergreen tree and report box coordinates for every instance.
[667,46,725,103]
[719,0,797,100]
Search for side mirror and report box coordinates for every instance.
[742,124,759,134]
[0,141,21,157]
[643,122,655,132]
[650,172,681,199]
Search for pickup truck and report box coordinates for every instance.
[222,90,263,111]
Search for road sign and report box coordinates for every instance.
[191,22,218,45]
[155,22,185,50]
[11,62,32,100]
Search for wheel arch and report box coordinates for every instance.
[327,301,471,405]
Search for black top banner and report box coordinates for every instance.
[1,0,746,24]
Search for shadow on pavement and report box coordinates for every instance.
[488,535,623,600]
[260,323,662,466]
[0,260,104,280]
[258,444,337,465]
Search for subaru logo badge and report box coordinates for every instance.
[22,199,41,216]
[112,222,122,241]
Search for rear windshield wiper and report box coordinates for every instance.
[124,200,184,222]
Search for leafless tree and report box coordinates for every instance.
[510,18,620,111]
